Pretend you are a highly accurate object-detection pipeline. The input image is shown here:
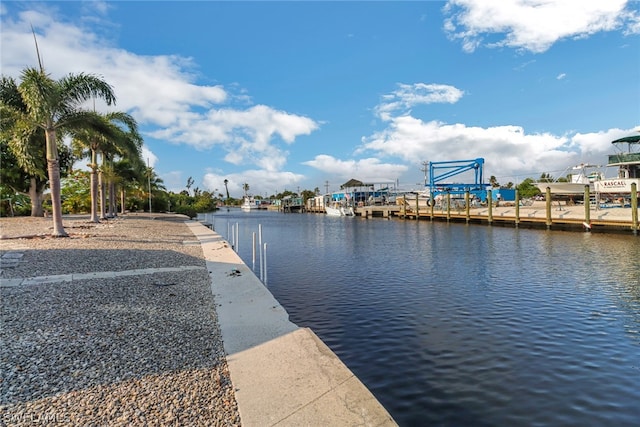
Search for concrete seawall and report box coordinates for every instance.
[186,221,397,426]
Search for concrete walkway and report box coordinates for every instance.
[186,221,397,426]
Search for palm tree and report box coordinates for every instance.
[0,76,73,217]
[143,166,166,211]
[223,179,230,199]
[72,111,142,221]
[71,112,117,222]
[112,158,145,214]
[2,68,115,236]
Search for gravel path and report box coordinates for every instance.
[1,214,241,426]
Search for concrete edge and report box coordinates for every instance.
[185,220,397,426]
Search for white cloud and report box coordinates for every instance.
[0,8,319,175]
[162,171,184,193]
[360,115,639,183]
[556,73,567,80]
[303,155,408,183]
[375,83,464,120]
[443,0,639,53]
[202,170,306,198]
[140,146,158,168]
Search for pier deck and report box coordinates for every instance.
[348,202,638,234]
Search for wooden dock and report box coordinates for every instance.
[350,202,639,235]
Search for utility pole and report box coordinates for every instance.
[147,158,152,213]
[325,180,330,194]
[421,161,429,187]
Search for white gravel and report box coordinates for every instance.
[1,214,241,426]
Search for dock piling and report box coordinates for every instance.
[465,191,470,223]
[545,188,552,229]
[487,189,493,225]
[515,190,520,227]
[632,183,638,235]
[584,185,591,231]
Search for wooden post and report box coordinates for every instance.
[487,189,493,225]
[446,192,451,221]
[515,189,520,228]
[465,191,470,223]
[402,195,406,219]
[416,192,419,220]
[429,191,434,221]
[584,185,591,231]
[545,187,552,229]
[632,183,638,235]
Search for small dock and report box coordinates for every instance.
[356,205,401,219]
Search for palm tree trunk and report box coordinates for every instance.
[89,149,99,223]
[120,188,126,215]
[109,180,116,217]
[29,178,44,217]
[45,128,68,237]
[99,154,107,219]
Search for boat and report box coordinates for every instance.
[396,191,431,210]
[535,163,603,195]
[241,196,259,211]
[594,135,640,194]
[325,200,354,216]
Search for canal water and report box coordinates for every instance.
[201,209,640,427]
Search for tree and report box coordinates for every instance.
[144,166,166,212]
[71,111,136,221]
[61,170,91,214]
[1,67,115,236]
[517,178,541,199]
[186,176,194,196]
[539,172,554,183]
[112,158,144,214]
[223,179,230,199]
[242,183,250,196]
[94,112,142,219]
[0,76,73,217]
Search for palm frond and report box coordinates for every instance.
[59,73,116,107]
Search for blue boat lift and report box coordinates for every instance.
[427,158,490,202]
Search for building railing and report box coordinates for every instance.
[608,152,640,164]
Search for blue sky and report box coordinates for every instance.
[1,1,639,197]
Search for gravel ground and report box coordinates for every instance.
[0,214,241,426]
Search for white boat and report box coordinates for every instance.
[535,163,603,195]
[594,135,640,194]
[396,191,431,210]
[325,201,355,216]
[241,196,259,211]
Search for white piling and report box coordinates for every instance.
[263,242,268,285]
[259,224,263,281]
[252,232,256,269]
[235,222,239,252]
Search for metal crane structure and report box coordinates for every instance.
[427,158,489,201]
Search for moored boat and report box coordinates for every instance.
[241,196,259,211]
[396,191,431,210]
[325,200,355,216]
[594,135,640,194]
[535,163,603,195]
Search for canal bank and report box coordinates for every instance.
[185,221,397,426]
[1,214,395,426]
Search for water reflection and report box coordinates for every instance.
[204,210,640,426]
